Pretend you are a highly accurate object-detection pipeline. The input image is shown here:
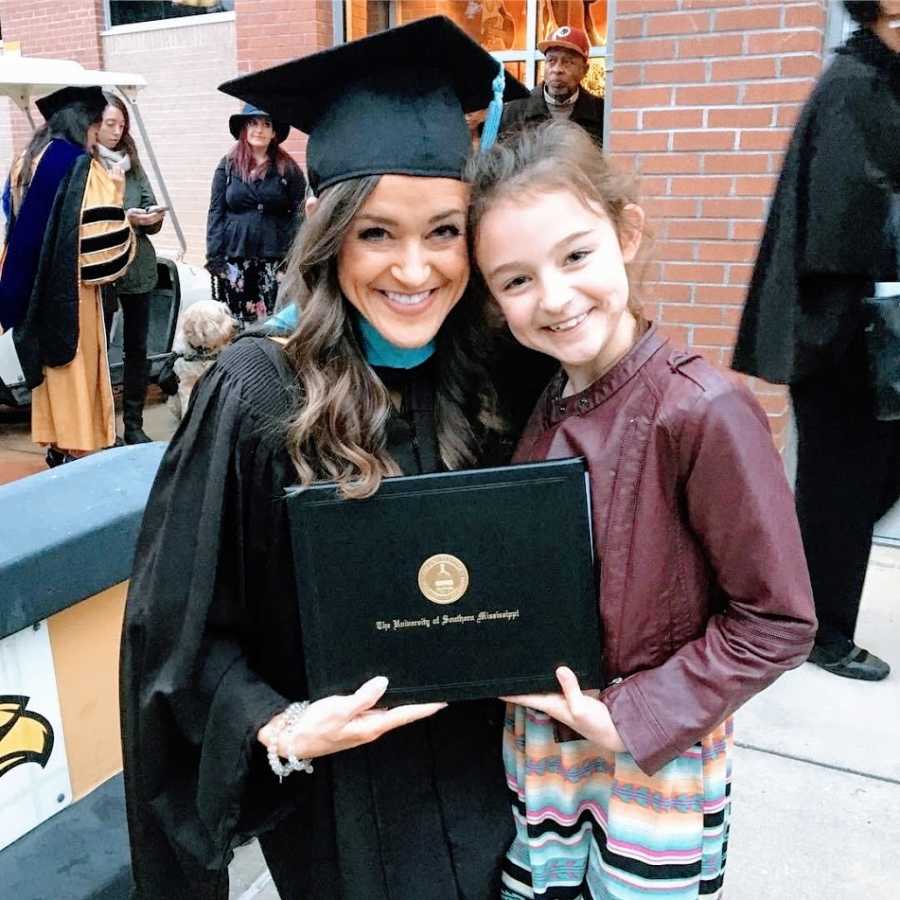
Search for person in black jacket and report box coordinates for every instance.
[206,104,306,326]
[732,0,900,682]
[499,24,603,148]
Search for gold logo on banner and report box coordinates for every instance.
[418,554,469,605]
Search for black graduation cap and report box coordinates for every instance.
[35,86,107,121]
[218,16,528,193]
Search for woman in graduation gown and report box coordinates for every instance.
[0,86,134,465]
[120,18,546,900]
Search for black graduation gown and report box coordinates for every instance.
[120,334,515,900]
[732,27,900,385]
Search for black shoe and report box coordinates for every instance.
[45,447,77,468]
[123,427,152,445]
[808,644,890,681]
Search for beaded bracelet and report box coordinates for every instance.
[266,701,314,783]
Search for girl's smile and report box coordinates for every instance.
[476,188,644,394]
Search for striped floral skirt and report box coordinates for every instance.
[500,705,732,900]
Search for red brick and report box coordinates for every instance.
[693,325,738,347]
[676,85,739,106]
[714,5,784,31]
[664,263,727,284]
[641,154,702,175]
[695,284,746,304]
[643,61,707,84]
[657,323,691,345]
[728,264,755,285]
[614,86,674,108]
[643,197,701,219]
[667,219,730,240]
[660,304,723,325]
[670,175,732,196]
[703,153,770,175]
[615,64,644,85]
[734,175,778,196]
[678,34,743,59]
[616,17,645,38]
[702,197,766,219]
[784,3,827,28]
[744,78,815,103]
[672,131,736,151]
[655,240,697,261]
[697,241,758,263]
[748,30,823,55]
[739,130,792,151]
[618,0,680,11]
[639,176,670,196]
[617,38,678,62]
[776,103,804,128]
[781,55,824,78]
[682,0,749,8]
[642,108,703,129]
[650,282,694,302]
[645,11,710,36]
[707,106,775,128]
[710,57,778,82]
[608,132,670,153]
[612,111,640,130]
[732,221,765,241]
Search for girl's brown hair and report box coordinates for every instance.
[101,94,144,177]
[466,119,650,319]
[278,175,502,500]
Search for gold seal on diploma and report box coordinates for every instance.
[418,554,469,604]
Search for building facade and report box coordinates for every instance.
[0,0,855,440]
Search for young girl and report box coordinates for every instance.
[467,121,817,899]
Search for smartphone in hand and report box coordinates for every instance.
[145,205,169,214]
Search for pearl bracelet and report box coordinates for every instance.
[266,701,314,782]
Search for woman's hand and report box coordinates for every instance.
[126,207,164,228]
[502,666,626,753]
[109,164,126,186]
[258,676,446,761]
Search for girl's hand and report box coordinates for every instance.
[126,208,163,227]
[257,676,446,761]
[109,164,125,185]
[502,666,626,753]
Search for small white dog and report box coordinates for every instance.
[167,299,236,420]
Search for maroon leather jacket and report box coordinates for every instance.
[513,325,817,774]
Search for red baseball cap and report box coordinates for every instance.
[538,25,590,59]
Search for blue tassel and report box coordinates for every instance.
[480,62,506,152]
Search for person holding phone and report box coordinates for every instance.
[96,93,164,444]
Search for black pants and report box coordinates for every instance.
[791,342,900,653]
[103,288,151,429]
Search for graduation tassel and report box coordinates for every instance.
[480,62,506,151]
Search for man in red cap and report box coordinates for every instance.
[499,24,604,148]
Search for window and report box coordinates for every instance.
[107,0,234,29]
[342,1,608,93]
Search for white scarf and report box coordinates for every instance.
[96,144,132,173]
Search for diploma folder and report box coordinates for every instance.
[286,457,600,704]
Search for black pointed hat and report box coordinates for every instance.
[218,16,528,193]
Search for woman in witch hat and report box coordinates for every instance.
[206,103,306,326]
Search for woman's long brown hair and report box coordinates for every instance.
[278,175,503,500]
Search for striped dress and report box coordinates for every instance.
[500,705,732,900]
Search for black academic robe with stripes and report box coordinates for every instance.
[121,333,530,900]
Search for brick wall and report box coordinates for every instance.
[0,0,106,159]
[102,19,239,265]
[234,0,333,169]
[608,0,828,444]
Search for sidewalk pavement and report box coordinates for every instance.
[2,401,897,899]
